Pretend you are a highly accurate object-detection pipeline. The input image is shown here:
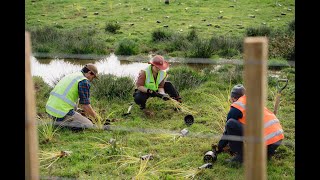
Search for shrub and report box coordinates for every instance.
[166,33,190,52]
[105,22,121,33]
[91,74,135,100]
[210,36,243,53]
[62,29,107,54]
[288,19,295,33]
[151,29,172,42]
[187,38,214,58]
[214,64,243,84]
[217,48,240,58]
[30,26,106,54]
[167,66,207,91]
[269,34,295,61]
[115,38,139,55]
[246,25,272,37]
[30,26,60,44]
[33,76,53,114]
[186,29,198,41]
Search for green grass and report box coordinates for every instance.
[25,0,295,59]
[35,65,295,179]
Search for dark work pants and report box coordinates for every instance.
[133,81,180,109]
[225,118,282,158]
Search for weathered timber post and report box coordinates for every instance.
[243,37,268,180]
[25,31,39,180]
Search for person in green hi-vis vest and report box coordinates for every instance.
[133,55,182,115]
[45,63,100,130]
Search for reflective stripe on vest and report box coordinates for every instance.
[264,129,284,142]
[231,95,284,145]
[233,101,246,110]
[46,72,87,118]
[49,75,85,107]
[144,65,166,91]
[264,119,280,128]
[46,105,66,116]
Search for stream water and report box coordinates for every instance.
[31,53,215,87]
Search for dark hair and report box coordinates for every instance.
[81,67,90,73]
[231,84,245,99]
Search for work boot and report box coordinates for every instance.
[225,154,243,164]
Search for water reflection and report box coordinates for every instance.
[31,54,160,87]
[31,53,221,87]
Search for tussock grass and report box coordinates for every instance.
[89,111,116,130]
[166,98,198,115]
[170,168,202,179]
[133,157,181,179]
[202,89,231,133]
[37,115,62,143]
[39,150,72,169]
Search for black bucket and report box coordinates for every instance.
[184,114,194,126]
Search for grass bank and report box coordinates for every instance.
[26,0,295,60]
[34,65,295,179]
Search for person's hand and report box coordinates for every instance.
[147,89,159,97]
[212,143,223,154]
[159,93,170,101]
[216,147,223,154]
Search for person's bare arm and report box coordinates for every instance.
[81,104,97,119]
[157,74,167,94]
[158,87,165,94]
[136,70,149,93]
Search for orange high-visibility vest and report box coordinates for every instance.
[231,95,284,145]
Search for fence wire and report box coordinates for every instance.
[36,121,295,147]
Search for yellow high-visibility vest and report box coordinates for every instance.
[143,65,166,91]
[46,72,87,118]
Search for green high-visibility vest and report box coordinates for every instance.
[46,72,87,118]
[144,65,166,91]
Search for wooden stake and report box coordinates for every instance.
[25,31,39,180]
[243,37,268,180]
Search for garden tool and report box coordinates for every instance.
[198,163,213,169]
[122,102,134,116]
[140,154,153,160]
[273,78,288,115]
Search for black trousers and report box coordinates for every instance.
[133,81,180,109]
[225,118,282,158]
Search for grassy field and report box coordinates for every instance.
[25,0,295,58]
[28,0,295,179]
[34,64,295,179]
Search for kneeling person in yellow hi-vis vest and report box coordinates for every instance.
[46,63,99,130]
[133,55,182,115]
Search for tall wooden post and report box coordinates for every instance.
[243,37,268,180]
[25,31,39,180]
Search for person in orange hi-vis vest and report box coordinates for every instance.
[214,84,284,164]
